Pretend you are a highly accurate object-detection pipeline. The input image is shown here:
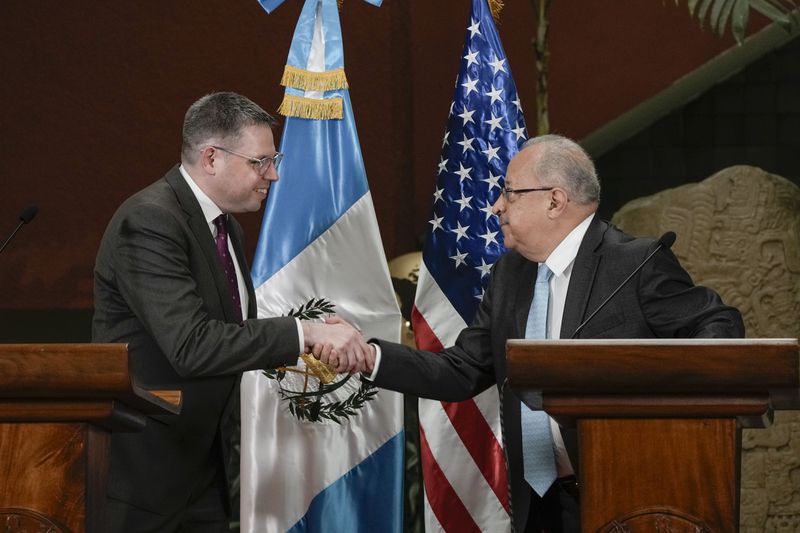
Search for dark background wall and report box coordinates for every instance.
[596,36,800,220]
[0,1,771,340]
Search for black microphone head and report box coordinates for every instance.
[659,231,676,249]
[18,205,38,224]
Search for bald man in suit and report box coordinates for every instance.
[356,135,744,532]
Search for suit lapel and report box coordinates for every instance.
[164,166,238,322]
[559,216,606,339]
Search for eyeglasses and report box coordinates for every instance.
[501,186,554,201]
[211,146,283,175]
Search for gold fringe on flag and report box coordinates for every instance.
[488,0,504,22]
[278,93,343,120]
[280,64,349,92]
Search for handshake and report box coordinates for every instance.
[301,316,377,375]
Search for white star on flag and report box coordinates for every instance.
[450,249,469,267]
[467,18,481,38]
[449,222,470,241]
[461,76,479,95]
[489,55,507,74]
[486,84,503,105]
[484,113,503,133]
[475,258,493,277]
[457,133,476,153]
[454,193,473,212]
[511,122,526,140]
[479,202,495,220]
[454,162,473,182]
[483,171,502,190]
[464,48,479,67]
[482,143,500,162]
[479,229,499,246]
[458,107,476,125]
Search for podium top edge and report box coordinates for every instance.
[506,338,798,346]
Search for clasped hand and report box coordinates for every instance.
[302,316,376,374]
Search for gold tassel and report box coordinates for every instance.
[278,94,344,120]
[488,0,504,22]
[281,64,349,91]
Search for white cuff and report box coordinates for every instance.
[366,343,382,381]
[295,318,304,353]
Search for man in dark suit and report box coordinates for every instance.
[357,134,744,532]
[93,92,370,532]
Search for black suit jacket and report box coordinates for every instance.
[93,166,299,515]
[372,216,744,532]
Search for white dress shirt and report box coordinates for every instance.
[541,212,595,477]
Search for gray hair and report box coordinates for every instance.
[522,134,601,204]
[181,92,277,164]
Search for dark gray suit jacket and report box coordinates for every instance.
[372,216,744,532]
[93,165,299,516]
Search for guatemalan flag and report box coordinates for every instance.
[411,0,527,531]
[240,0,404,531]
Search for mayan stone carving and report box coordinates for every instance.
[612,165,800,532]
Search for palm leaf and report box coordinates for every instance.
[712,0,736,35]
[678,0,798,44]
[732,0,752,41]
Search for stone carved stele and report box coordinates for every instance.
[611,165,800,532]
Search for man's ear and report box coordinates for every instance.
[198,146,218,175]
[547,188,569,218]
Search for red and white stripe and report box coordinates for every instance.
[412,262,511,532]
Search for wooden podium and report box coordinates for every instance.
[0,344,181,533]
[506,338,800,532]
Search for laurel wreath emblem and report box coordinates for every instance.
[262,297,378,424]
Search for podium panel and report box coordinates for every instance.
[0,423,108,532]
[582,418,737,531]
[0,344,180,533]
[506,338,799,532]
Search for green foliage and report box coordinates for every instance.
[287,297,336,320]
[288,380,378,424]
[678,0,799,44]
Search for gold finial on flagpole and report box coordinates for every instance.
[488,0,504,22]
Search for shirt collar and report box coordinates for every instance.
[179,164,223,226]
[544,213,595,277]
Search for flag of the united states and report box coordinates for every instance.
[411,0,528,531]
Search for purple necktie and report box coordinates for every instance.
[213,215,243,324]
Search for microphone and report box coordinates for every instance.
[0,205,39,255]
[570,231,676,339]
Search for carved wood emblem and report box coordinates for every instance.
[0,508,65,533]
[599,507,712,532]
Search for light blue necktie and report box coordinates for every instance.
[521,263,557,496]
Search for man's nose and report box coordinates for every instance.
[264,164,279,182]
[491,194,504,216]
